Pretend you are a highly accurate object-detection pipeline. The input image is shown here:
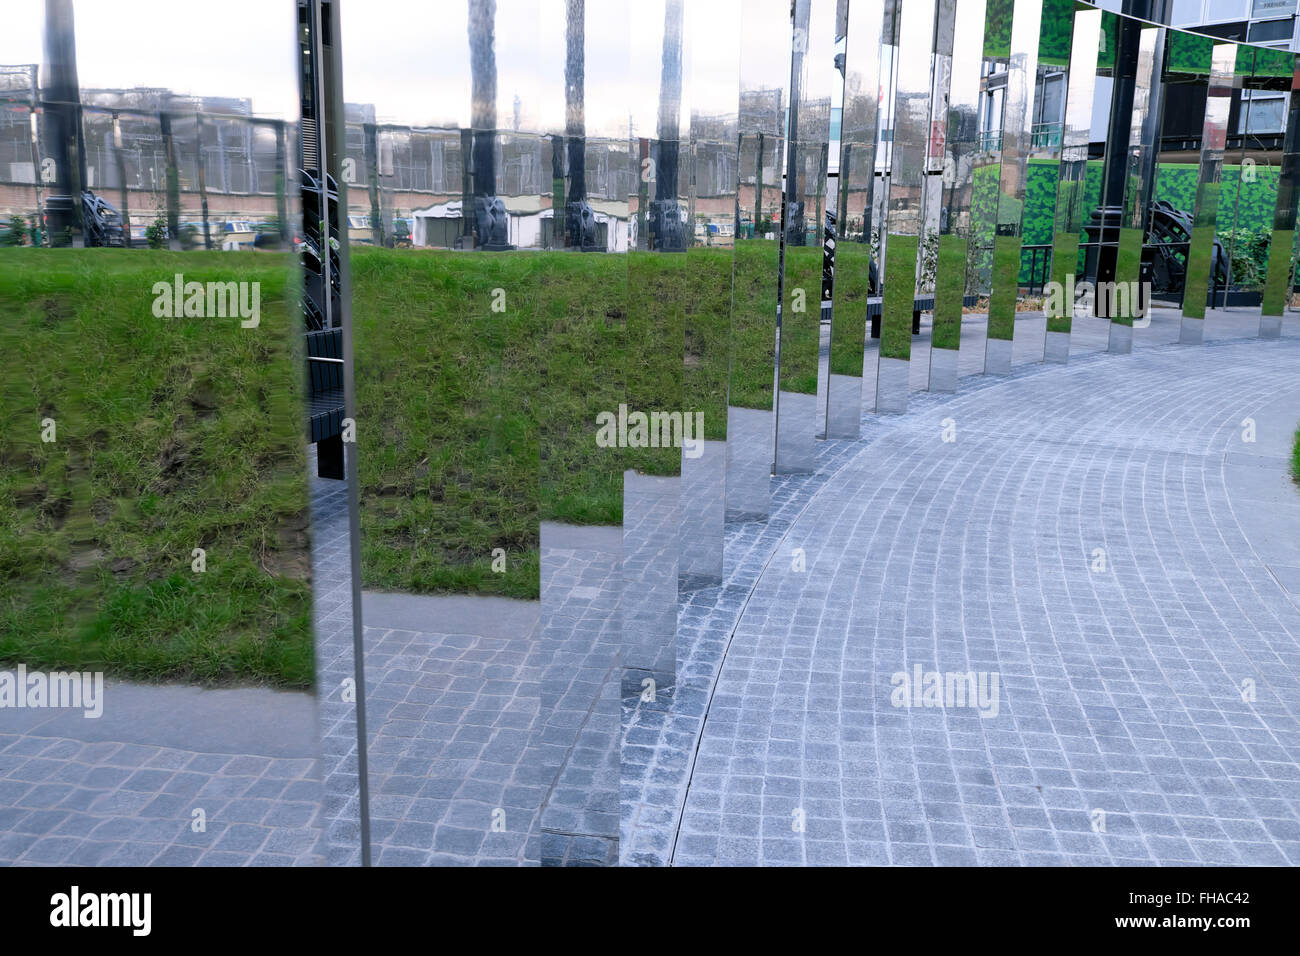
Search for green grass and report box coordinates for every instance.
[0,250,313,687]
[932,235,969,352]
[881,235,918,360]
[828,242,877,374]
[1292,425,1300,486]
[353,245,750,598]
[987,234,1023,340]
[728,240,780,408]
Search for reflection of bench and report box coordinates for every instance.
[867,295,982,339]
[307,328,345,480]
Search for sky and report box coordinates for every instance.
[0,0,299,119]
[0,0,753,132]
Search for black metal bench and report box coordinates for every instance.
[307,328,345,479]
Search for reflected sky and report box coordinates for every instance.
[0,0,297,119]
[340,0,741,136]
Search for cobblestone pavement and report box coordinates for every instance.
[627,316,1300,865]
[314,457,543,866]
[316,496,625,866]
[0,683,322,867]
[538,523,622,866]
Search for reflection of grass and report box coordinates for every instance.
[732,240,874,394]
[932,235,968,351]
[987,235,1022,340]
[354,242,870,597]
[882,235,918,360]
[0,250,312,687]
[1292,425,1300,486]
[828,242,875,375]
[729,240,779,408]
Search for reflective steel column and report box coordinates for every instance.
[1105,23,1161,353]
[984,0,1042,375]
[1260,52,1300,338]
[1179,42,1236,344]
[929,0,988,391]
[821,0,885,436]
[773,0,834,473]
[874,0,937,413]
[1043,3,1101,364]
[726,0,788,521]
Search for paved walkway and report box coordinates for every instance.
[625,316,1300,865]
[0,683,321,866]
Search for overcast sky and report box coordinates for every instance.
[0,0,299,118]
[0,0,754,132]
[342,0,742,136]
[0,0,753,131]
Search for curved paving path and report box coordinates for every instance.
[670,335,1300,866]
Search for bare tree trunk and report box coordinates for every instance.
[564,0,596,248]
[468,0,508,247]
[650,0,684,250]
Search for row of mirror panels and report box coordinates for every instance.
[1,0,1298,867]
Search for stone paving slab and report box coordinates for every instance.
[0,683,322,867]
[538,522,622,866]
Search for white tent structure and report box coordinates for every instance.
[411,197,628,252]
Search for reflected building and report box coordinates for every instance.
[0,66,290,247]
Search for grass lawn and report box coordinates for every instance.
[0,250,313,687]
[353,242,873,599]
[1292,424,1300,486]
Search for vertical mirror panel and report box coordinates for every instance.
[1043,3,1101,364]
[679,0,739,589]
[823,0,883,431]
[341,0,545,866]
[772,0,833,472]
[726,0,788,522]
[623,0,682,707]
[1221,47,1289,334]
[964,0,1009,377]
[1260,51,1300,337]
[1094,21,1160,353]
[928,0,986,391]
[535,0,628,867]
[983,0,1042,375]
[816,0,845,438]
[0,1,319,866]
[862,5,896,413]
[875,0,937,413]
[1149,28,1210,328]
[1179,42,1235,342]
[1009,0,1072,366]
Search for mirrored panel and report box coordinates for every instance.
[822,0,883,429]
[726,0,788,521]
[1097,20,1161,353]
[929,0,987,391]
[340,0,546,866]
[1042,3,1102,364]
[1259,49,1300,337]
[0,0,319,866]
[1001,0,1072,367]
[874,0,938,412]
[679,0,739,589]
[535,0,628,867]
[772,0,833,471]
[1212,46,1290,332]
[982,0,1042,374]
[1178,41,1235,341]
[623,0,683,710]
